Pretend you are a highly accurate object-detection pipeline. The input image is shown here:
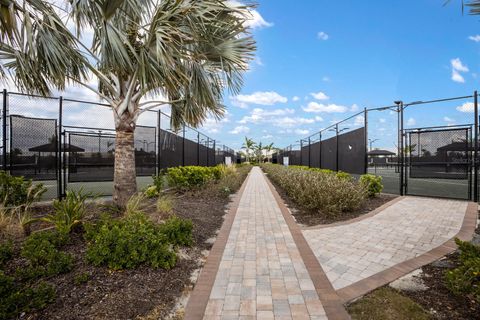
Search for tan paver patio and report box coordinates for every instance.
[203,167,328,319]
[185,167,476,319]
[303,197,469,290]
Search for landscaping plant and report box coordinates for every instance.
[40,189,92,234]
[445,238,480,302]
[359,174,384,197]
[262,164,366,215]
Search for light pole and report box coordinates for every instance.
[368,138,379,151]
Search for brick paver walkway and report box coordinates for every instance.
[303,197,468,290]
[203,167,328,319]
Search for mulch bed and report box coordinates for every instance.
[267,177,398,226]
[3,188,242,319]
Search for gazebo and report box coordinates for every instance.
[368,149,396,166]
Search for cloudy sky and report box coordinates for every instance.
[6,0,480,152]
[199,0,480,151]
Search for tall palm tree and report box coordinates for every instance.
[0,0,255,206]
[241,136,255,162]
[254,141,263,163]
[263,142,274,162]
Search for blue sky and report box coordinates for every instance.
[201,0,480,151]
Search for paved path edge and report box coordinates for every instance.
[262,170,351,320]
[184,169,252,320]
[336,201,478,303]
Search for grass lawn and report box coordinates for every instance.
[347,287,431,320]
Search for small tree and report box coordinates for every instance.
[242,136,256,162]
[0,0,255,206]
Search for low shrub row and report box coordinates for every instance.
[445,238,480,302]
[261,164,383,216]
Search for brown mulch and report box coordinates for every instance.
[267,177,398,226]
[2,173,249,320]
[401,252,480,320]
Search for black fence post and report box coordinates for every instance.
[399,102,405,196]
[308,137,311,167]
[206,137,209,166]
[335,124,339,171]
[57,96,63,199]
[364,107,368,174]
[197,132,200,166]
[300,139,303,165]
[213,140,216,165]
[319,132,322,169]
[157,111,161,174]
[2,89,7,172]
[182,125,185,167]
[474,90,478,202]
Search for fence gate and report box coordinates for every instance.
[405,126,472,200]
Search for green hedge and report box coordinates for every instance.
[261,164,367,215]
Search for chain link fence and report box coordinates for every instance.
[1,90,236,199]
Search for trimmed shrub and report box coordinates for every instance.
[0,171,46,208]
[158,215,194,247]
[262,164,366,215]
[0,271,55,319]
[336,171,353,181]
[0,241,13,267]
[359,174,383,197]
[85,212,182,270]
[19,231,73,279]
[144,185,159,198]
[445,238,480,302]
[166,166,217,190]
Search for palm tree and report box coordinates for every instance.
[242,136,256,163]
[0,0,255,206]
[254,141,263,163]
[263,142,275,162]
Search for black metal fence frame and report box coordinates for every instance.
[1,90,237,199]
[278,91,480,201]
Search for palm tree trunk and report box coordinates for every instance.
[113,128,137,207]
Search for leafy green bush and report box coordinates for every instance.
[19,231,73,279]
[445,238,480,302]
[336,171,353,181]
[144,185,159,198]
[261,164,366,215]
[0,271,55,319]
[166,166,218,190]
[159,215,193,247]
[40,189,92,234]
[0,171,46,208]
[0,241,13,267]
[85,212,178,270]
[152,172,166,191]
[359,174,383,197]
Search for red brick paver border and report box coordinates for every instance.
[184,170,251,320]
[263,170,351,320]
[336,201,478,302]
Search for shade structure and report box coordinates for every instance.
[29,142,85,153]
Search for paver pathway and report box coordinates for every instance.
[194,167,335,319]
[303,197,470,291]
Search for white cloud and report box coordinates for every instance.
[229,125,250,134]
[261,134,273,139]
[317,31,329,40]
[350,104,359,112]
[469,35,480,42]
[456,102,474,113]
[292,96,300,102]
[354,115,364,126]
[314,116,324,122]
[452,70,465,83]
[302,102,349,113]
[273,117,315,128]
[238,107,295,124]
[443,116,454,122]
[406,117,416,126]
[322,76,330,82]
[294,129,310,135]
[379,118,386,123]
[228,1,273,29]
[451,58,469,83]
[231,91,287,108]
[310,91,329,100]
